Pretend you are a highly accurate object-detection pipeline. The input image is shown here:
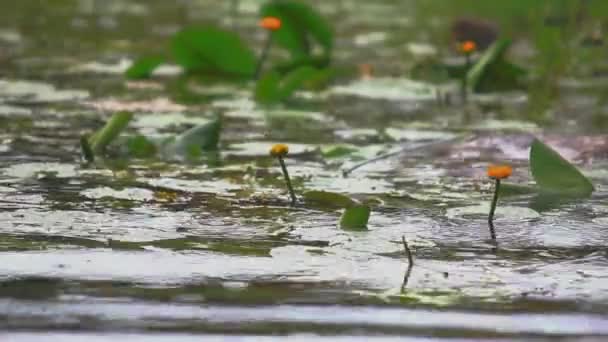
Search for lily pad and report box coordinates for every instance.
[125,56,165,79]
[340,204,370,231]
[530,138,594,196]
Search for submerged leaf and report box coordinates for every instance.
[125,56,164,79]
[339,204,370,231]
[303,190,357,208]
[172,27,256,77]
[529,138,594,196]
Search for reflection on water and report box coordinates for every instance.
[1,0,608,339]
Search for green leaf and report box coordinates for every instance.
[172,27,256,77]
[340,204,370,231]
[260,1,333,60]
[321,145,358,159]
[161,116,222,159]
[303,190,357,208]
[126,135,157,158]
[89,111,133,153]
[125,56,164,79]
[255,71,281,104]
[255,66,320,104]
[529,138,594,196]
[466,38,511,92]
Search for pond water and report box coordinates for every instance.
[1,0,608,340]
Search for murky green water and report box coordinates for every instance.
[1,0,608,340]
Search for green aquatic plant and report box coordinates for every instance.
[260,0,333,70]
[486,164,512,241]
[255,66,326,104]
[255,16,282,79]
[458,40,476,102]
[270,143,297,205]
[302,190,371,230]
[88,111,133,154]
[530,138,594,196]
[80,112,222,161]
[127,27,257,79]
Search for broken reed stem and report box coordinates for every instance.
[254,33,273,80]
[342,149,405,177]
[401,235,414,292]
[278,156,297,206]
[487,178,500,241]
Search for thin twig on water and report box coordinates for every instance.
[401,235,414,292]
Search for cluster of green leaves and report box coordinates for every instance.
[126,0,334,105]
[411,39,527,92]
[81,111,222,162]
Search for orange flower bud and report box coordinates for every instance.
[487,165,512,180]
[270,143,289,157]
[259,16,282,31]
[459,40,477,54]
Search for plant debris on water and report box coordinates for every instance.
[1,0,608,340]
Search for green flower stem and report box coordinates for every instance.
[487,178,500,241]
[461,53,471,103]
[278,156,297,206]
[254,33,273,80]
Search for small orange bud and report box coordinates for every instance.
[270,143,289,157]
[487,165,512,180]
[358,63,373,80]
[259,16,282,31]
[459,40,477,54]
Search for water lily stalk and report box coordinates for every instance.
[459,40,476,103]
[255,17,282,79]
[401,235,414,291]
[80,135,95,163]
[487,165,512,241]
[270,144,297,205]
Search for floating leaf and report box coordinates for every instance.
[161,116,222,159]
[125,56,164,79]
[172,27,256,77]
[303,190,357,208]
[529,138,594,196]
[260,0,333,61]
[321,145,358,159]
[340,204,370,231]
[89,111,133,153]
